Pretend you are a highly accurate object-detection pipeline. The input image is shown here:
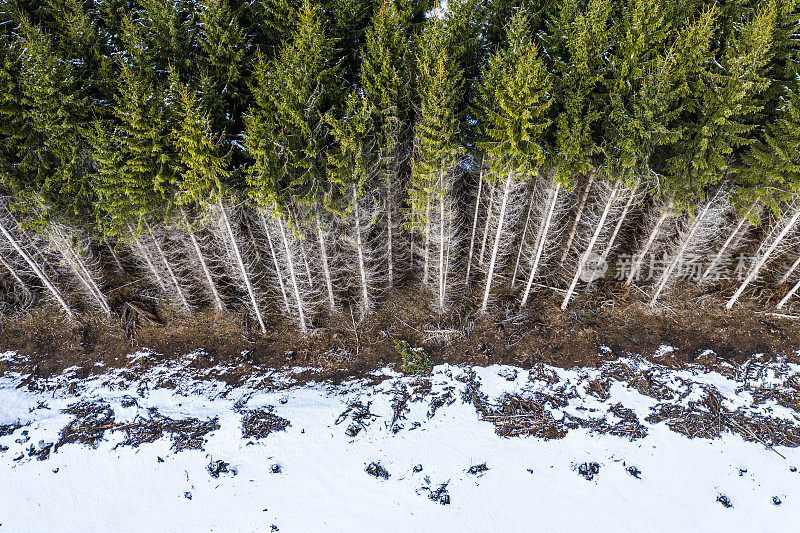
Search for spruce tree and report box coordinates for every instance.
[361,1,415,285]
[410,18,463,310]
[479,10,553,312]
[247,0,341,323]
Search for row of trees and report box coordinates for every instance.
[1,0,800,332]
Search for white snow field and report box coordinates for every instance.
[1,348,800,532]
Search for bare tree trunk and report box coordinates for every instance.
[779,255,800,286]
[601,188,636,259]
[242,213,262,265]
[8,211,56,273]
[479,180,496,266]
[0,218,73,319]
[423,197,431,285]
[259,212,291,314]
[353,185,370,316]
[386,173,394,286]
[650,201,714,306]
[561,185,619,310]
[144,219,190,312]
[278,216,308,332]
[438,171,446,311]
[55,234,111,317]
[698,208,752,287]
[482,173,512,312]
[512,189,535,287]
[105,241,125,273]
[561,170,596,266]
[218,200,266,333]
[182,209,224,314]
[316,212,336,312]
[520,183,561,309]
[727,208,800,309]
[777,269,800,309]
[465,162,485,285]
[626,203,673,288]
[0,249,31,296]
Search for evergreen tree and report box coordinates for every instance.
[666,3,775,211]
[196,0,248,139]
[360,1,414,285]
[740,87,800,213]
[92,62,172,236]
[479,10,553,311]
[546,0,613,186]
[410,17,463,309]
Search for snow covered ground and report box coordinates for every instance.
[2,348,800,532]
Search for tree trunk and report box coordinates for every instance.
[479,180,496,266]
[353,185,370,316]
[438,171,446,311]
[386,173,394,286]
[105,240,125,273]
[259,212,291,314]
[562,185,619,310]
[560,170,596,266]
[278,216,308,332]
[512,189,535,287]
[465,162,485,286]
[316,212,336,312]
[9,211,56,273]
[601,188,636,259]
[0,218,73,319]
[520,183,561,309]
[777,269,800,309]
[482,173,512,312]
[779,255,800,286]
[423,196,431,285]
[727,208,800,309]
[698,208,752,287]
[182,209,224,314]
[218,200,266,333]
[144,219,191,312]
[0,249,31,296]
[242,212,262,265]
[650,201,713,306]
[626,203,672,288]
[57,237,111,317]
[127,224,166,293]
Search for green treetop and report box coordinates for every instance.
[480,10,553,182]
[196,0,248,139]
[665,3,775,211]
[409,18,463,230]
[246,0,341,219]
[171,79,232,210]
[545,0,613,187]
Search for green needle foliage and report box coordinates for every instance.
[480,10,553,182]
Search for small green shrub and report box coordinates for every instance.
[396,340,434,376]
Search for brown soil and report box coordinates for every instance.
[1,279,798,384]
